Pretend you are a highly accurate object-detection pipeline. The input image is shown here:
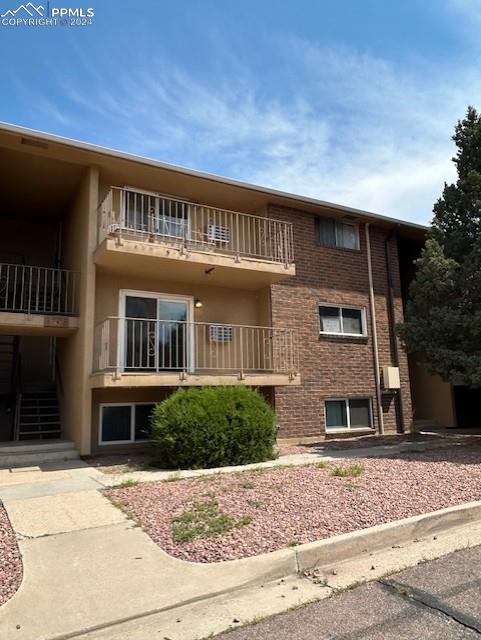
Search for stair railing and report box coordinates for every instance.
[11,343,22,441]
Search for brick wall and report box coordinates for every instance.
[268,205,413,440]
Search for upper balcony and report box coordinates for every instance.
[94,187,295,289]
[0,263,80,335]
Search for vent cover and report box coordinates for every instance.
[207,224,230,243]
[209,324,233,342]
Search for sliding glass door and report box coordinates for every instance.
[123,190,190,240]
[122,293,192,372]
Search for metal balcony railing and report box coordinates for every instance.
[93,317,298,377]
[0,263,80,316]
[98,187,295,267]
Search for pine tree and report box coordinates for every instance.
[398,107,481,387]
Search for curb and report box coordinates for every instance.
[37,500,481,640]
[293,500,481,571]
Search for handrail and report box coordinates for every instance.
[98,186,295,267]
[94,316,293,331]
[11,341,21,441]
[99,186,292,227]
[0,262,80,316]
[93,316,298,377]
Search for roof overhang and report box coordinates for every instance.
[0,121,428,239]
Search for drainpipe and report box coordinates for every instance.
[384,231,405,433]
[365,223,384,435]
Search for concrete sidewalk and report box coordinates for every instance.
[0,461,298,640]
[96,438,457,488]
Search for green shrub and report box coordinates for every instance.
[150,386,276,469]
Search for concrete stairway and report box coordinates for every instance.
[0,440,79,468]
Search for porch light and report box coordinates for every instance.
[194,299,203,308]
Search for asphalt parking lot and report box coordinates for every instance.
[216,544,481,639]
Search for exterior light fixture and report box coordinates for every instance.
[194,299,203,308]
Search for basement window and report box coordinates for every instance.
[325,399,373,432]
[99,403,155,445]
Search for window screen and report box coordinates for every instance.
[134,404,155,441]
[319,306,341,333]
[341,308,363,335]
[325,400,348,429]
[349,399,371,428]
[318,217,337,246]
[101,406,131,442]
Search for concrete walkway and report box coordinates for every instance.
[0,460,300,640]
[96,438,456,488]
[0,438,475,640]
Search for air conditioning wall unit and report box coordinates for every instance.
[209,324,233,343]
[207,224,231,243]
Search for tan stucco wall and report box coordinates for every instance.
[408,354,456,427]
[56,166,98,453]
[94,273,269,326]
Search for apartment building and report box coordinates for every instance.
[0,122,445,461]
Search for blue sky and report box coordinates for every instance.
[2,0,481,223]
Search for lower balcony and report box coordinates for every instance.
[91,317,300,388]
[0,263,80,335]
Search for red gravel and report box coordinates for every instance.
[105,446,481,563]
[0,504,22,607]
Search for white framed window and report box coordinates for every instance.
[99,402,156,445]
[318,217,360,250]
[325,398,373,432]
[319,304,366,337]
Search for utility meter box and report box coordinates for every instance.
[383,366,400,389]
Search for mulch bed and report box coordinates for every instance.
[0,504,22,607]
[105,445,481,563]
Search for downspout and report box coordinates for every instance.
[384,231,405,433]
[365,223,384,435]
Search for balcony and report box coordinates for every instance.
[91,317,300,388]
[94,187,295,289]
[0,263,80,335]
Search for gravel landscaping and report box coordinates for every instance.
[105,446,481,563]
[0,504,22,607]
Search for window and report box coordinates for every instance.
[318,217,359,250]
[99,403,155,444]
[319,305,366,336]
[325,399,372,431]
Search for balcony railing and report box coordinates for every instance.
[0,263,80,316]
[98,187,295,267]
[93,317,298,377]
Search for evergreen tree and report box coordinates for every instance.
[398,107,481,386]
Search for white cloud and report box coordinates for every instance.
[57,32,481,225]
